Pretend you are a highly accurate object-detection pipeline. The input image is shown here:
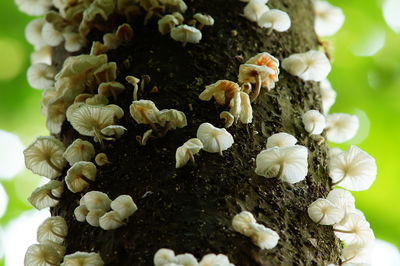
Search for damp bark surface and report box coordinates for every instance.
[52,0,342,265]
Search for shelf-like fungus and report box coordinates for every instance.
[60,251,104,266]
[320,79,337,114]
[82,191,111,211]
[238,64,274,102]
[282,50,331,82]
[110,195,138,219]
[255,144,308,184]
[37,216,68,245]
[99,211,124,230]
[326,113,359,143]
[249,223,280,249]
[27,63,56,90]
[313,0,345,37]
[266,132,297,148]
[307,198,344,225]
[65,162,97,193]
[193,13,214,29]
[63,139,95,166]
[302,110,326,135]
[257,9,291,33]
[196,123,234,155]
[243,0,269,22]
[199,254,233,266]
[175,138,204,168]
[329,145,377,191]
[24,136,67,179]
[170,25,202,46]
[28,180,63,210]
[333,212,375,246]
[24,243,62,266]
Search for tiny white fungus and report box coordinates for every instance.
[243,0,269,22]
[63,32,86,53]
[320,79,336,114]
[307,198,344,225]
[326,189,356,215]
[257,9,291,32]
[110,195,138,219]
[74,205,89,222]
[95,153,110,166]
[249,223,280,249]
[37,216,68,245]
[41,22,64,47]
[302,110,326,135]
[220,111,235,128]
[15,0,52,16]
[86,209,107,227]
[24,243,62,266]
[170,25,202,46]
[25,18,46,49]
[193,13,214,29]
[313,0,345,37]
[199,254,233,266]
[158,15,180,35]
[65,161,97,193]
[266,132,297,149]
[60,251,104,266]
[232,211,257,237]
[27,63,56,90]
[154,248,176,265]
[82,191,111,211]
[99,211,124,230]
[130,100,160,125]
[196,123,234,155]
[100,125,127,138]
[28,180,63,210]
[238,64,274,101]
[333,212,375,246]
[199,80,240,106]
[63,139,95,166]
[175,138,203,168]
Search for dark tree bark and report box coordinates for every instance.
[51,0,342,265]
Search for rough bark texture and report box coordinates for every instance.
[52,0,342,265]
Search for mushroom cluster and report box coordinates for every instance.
[154,248,234,266]
[74,191,138,230]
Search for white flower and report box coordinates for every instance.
[170,25,202,45]
[307,198,344,225]
[255,145,308,184]
[302,110,326,135]
[282,50,331,81]
[333,212,375,246]
[37,216,68,245]
[329,145,377,191]
[266,132,297,148]
[196,123,234,155]
[27,63,56,90]
[320,79,336,114]
[313,0,345,37]
[326,113,359,143]
[257,9,291,32]
[176,138,203,168]
[243,0,269,22]
[63,139,95,166]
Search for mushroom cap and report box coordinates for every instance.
[100,125,127,137]
[24,243,62,266]
[170,25,202,44]
[329,145,377,191]
[282,50,331,81]
[220,111,235,128]
[302,110,326,135]
[40,240,66,258]
[246,52,280,85]
[328,147,343,158]
[314,0,345,37]
[157,109,187,129]
[86,209,107,227]
[65,161,97,193]
[196,123,234,154]
[307,198,345,225]
[320,79,336,114]
[42,22,64,47]
[154,248,176,266]
[63,139,95,166]
[106,104,125,120]
[99,211,124,230]
[16,0,52,16]
[61,251,104,266]
[175,138,204,168]
[232,211,257,237]
[326,113,359,143]
[326,188,356,214]
[266,132,297,148]
[66,103,116,137]
[95,153,110,166]
[130,100,160,124]
[98,81,126,98]
[238,92,253,124]
[110,195,138,219]
[249,223,280,249]
[63,32,86,52]
[199,80,240,105]
[74,205,89,222]
[255,145,308,184]
[243,0,269,22]
[257,9,291,32]
[82,191,111,211]
[193,13,215,26]
[158,14,180,35]
[27,63,56,90]
[25,18,46,49]
[199,254,233,266]
[37,216,68,244]
[341,243,373,264]
[31,45,52,65]
[28,180,63,210]
[333,212,375,246]
[238,64,275,87]
[45,94,67,134]
[159,0,187,13]
[24,136,67,179]
[175,253,199,266]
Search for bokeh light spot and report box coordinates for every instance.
[0,38,25,81]
[372,239,400,266]
[383,0,400,33]
[0,182,8,218]
[351,29,386,57]
[0,130,25,180]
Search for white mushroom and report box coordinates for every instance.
[328,147,343,158]
[81,191,111,211]
[199,254,233,266]
[232,211,257,237]
[333,212,375,246]
[100,125,127,138]
[28,180,63,210]
[175,138,203,168]
[266,132,297,149]
[60,251,104,266]
[24,136,67,179]
[130,100,160,127]
[86,209,107,227]
[63,139,95,166]
[15,0,52,16]
[98,81,126,100]
[170,25,202,46]
[326,189,356,215]
[41,22,64,47]
[65,162,97,193]
[74,205,89,222]
[307,198,344,225]
[199,80,241,106]
[154,248,176,266]
[24,243,62,266]
[282,50,331,82]
[31,45,52,65]
[341,243,373,265]
[110,195,138,219]
[196,123,234,155]
[175,253,199,266]
[157,109,188,132]
[326,113,359,143]
[95,153,110,166]
[302,110,326,135]
[238,64,274,102]
[25,18,46,49]
[99,211,124,230]
[37,216,68,245]
[249,223,280,249]
[40,240,66,258]
[329,145,377,191]
[243,0,269,22]
[245,52,280,90]
[158,14,180,35]
[255,145,308,184]
[193,13,214,29]
[320,79,336,114]
[27,63,56,90]
[313,0,345,37]
[257,9,291,33]
[63,32,86,52]
[220,111,235,128]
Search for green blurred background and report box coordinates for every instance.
[0,0,399,265]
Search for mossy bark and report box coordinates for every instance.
[52,0,342,265]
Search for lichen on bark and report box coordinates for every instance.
[51,0,342,265]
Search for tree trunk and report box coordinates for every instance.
[50,0,341,265]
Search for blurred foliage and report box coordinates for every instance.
[0,0,399,265]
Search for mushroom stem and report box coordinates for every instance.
[309,123,316,136]
[50,229,66,239]
[250,73,262,102]
[93,128,105,148]
[47,191,62,201]
[188,151,195,164]
[316,213,325,224]
[333,228,354,234]
[111,89,118,101]
[267,27,274,35]
[332,174,347,186]
[198,23,205,30]
[160,121,172,137]
[79,174,94,185]
[46,158,63,173]
[340,255,356,265]
[277,162,285,179]
[182,30,188,47]
[217,140,223,156]
[133,84,138,101]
